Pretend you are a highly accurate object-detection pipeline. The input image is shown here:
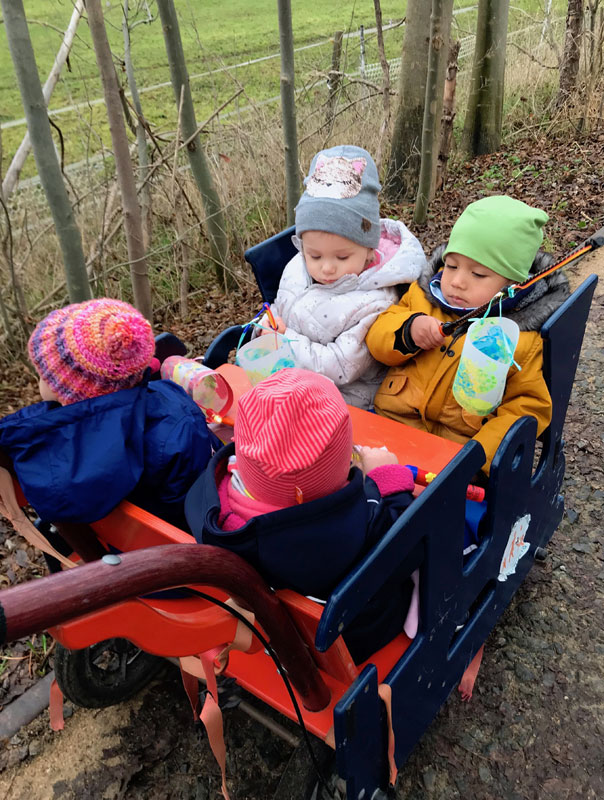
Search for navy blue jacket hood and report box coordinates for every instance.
[185,443,414,600]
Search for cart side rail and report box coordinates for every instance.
[0,543,330,712]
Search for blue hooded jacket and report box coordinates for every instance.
[185,444,416,663]
[0,378,212,528]
[185,443,415,599]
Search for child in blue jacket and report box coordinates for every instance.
[185,367,416,663]
[0,299,212,529]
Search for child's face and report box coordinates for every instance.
[301,231,373,285]
[441,253,510,308]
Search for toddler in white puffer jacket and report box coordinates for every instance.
[261,145,426,408]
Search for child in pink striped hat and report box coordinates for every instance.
[185,368,416,663]
[0,299,213,529]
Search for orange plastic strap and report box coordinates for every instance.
[458,644,484,702]
[49,678,65,731]
[377,683,397,787]
[178,598,255,800]
[180,664,200,720]
[324,725,335,749]
[214,598,255,674]
[0,468,76,569]
[200,648,231,800]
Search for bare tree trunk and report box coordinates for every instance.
[428,0,453,197]
[122,0,152,250]
[414,0,452,224]
[86,0,152,321]
[373,0,391,169]
[2,0,85,201]
[156,0,231,288]
[585,1,602,82]
[386,0,432,201]
[277,0,300,226]
[326,31,343,127]
[0,0,91,303]
[580,0,603,130]
[462,0,510,156]
[436,40,460,192]
[557,0,583,107]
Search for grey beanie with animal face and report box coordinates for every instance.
[295,145,381,249]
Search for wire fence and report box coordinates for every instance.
[353,17,565,86]
[5,11,566,224]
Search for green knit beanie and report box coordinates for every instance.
[443,196,549,283]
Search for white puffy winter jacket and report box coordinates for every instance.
[270,218,426,408]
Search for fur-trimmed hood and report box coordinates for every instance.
[418,245,570,332]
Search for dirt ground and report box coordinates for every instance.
[0,131,603,799]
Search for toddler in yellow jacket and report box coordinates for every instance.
[366,196,570,474]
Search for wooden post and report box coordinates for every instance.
[359,25,367,79]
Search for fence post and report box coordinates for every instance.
[359,24,366,79]
[540,0,553,44]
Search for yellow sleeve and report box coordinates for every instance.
[366,289,420,367]
[473,336,552,473]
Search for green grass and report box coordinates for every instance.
[0,0,411,176]
[0,0,567,179]
[0,0,407,120]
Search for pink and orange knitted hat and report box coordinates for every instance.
[234,368,353,507]
[28,299,155,405]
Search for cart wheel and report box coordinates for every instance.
[273,740,344,800]
[53,638,164,708]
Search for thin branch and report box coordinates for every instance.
[299,92,383,145]
[172,84,185,198]
[47,117,86,212]
[0,193,29,339]
[507,40,558,69]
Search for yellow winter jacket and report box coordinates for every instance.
[366,252,569,474]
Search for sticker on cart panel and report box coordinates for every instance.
[498,514,531,582]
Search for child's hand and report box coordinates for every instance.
[357,446,398,475]
[259,315,286,335]
[410,315,445,350]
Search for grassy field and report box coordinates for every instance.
[0,0,567,180]
[0,0,408,122]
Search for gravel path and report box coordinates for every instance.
[392,254,604,799]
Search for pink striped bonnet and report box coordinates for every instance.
[234,368,353,507]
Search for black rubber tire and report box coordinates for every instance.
[53,639,164,708]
